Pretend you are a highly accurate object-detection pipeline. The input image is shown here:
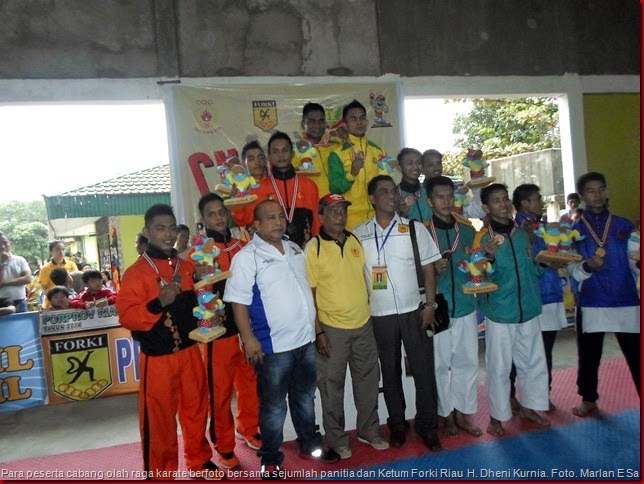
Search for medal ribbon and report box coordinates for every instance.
[581,212,612,248]
[428,219,460,255]
[487,222,516,240]
[142,252,181,287]
[269,172,299,223]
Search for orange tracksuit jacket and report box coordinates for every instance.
[116,246,212,476]
[231,165,320,248]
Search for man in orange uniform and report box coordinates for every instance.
[116,204,222,480]
[231,131,320,248]
[197,192,261,469]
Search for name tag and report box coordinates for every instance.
[372,265,388,290]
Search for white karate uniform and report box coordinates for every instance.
[433,310,479,417]
[485,317,549,421]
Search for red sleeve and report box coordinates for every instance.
[230,181,272,228]
[69,297,87,309]
[115,260,164,332]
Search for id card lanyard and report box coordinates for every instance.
[374,220,397,265]
[142,252,182,287]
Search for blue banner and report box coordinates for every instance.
[0,311,47,412]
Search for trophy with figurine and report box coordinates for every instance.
[463,149,495,189]
[188,234,231,343]
[458,247,499,294]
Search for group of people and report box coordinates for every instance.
[113,99,639,480]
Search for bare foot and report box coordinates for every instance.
[510,396,522,415]
[572,400,598,417]
[520,407,550,427]
[455,410,482,437]
[444,411,459,437]
[486,417,505,436]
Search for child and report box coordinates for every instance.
[116,204,221,479]
[568,172,640,417]
[511,184,568,411]
[47,286,70,310]
[397,148,432,224]
[197,193,260,469]
[426,176,482,437]
[50,267,77,298]
[477,183,549,436]
[69,270,117,309]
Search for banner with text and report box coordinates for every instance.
[40,307,140,404]
[0,311,46,413]
[164,82,402,227]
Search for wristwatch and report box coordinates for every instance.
[426,300,438,309]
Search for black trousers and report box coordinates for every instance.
[372,310,438,436]
[575,307,641,402]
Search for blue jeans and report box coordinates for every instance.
[255,342,321,466]
[14,299,27,313]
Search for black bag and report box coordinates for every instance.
[409,221,450,336]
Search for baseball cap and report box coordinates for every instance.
[318,193,352,213]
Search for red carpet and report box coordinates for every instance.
[2,358,638,480]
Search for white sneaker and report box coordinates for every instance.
[358,435,389,450]
[334,446,352,459]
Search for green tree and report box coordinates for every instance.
[450,97,560,161]
[0,200,49,271]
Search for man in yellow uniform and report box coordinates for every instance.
[292,102,343,197]
[305,193,388,460]
[327,100,390,230]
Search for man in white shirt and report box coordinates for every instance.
[0,233,32,313]
[224,200,339,479]
[353,175,443,452]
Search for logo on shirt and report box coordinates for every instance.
[398,224,409,233]
[351,247,360,258]
[262,258,276,264]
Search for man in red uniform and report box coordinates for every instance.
[231,131,320,248]
[197,192,261,469]
[116,203,222,480]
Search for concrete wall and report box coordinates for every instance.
[0,0,638,80]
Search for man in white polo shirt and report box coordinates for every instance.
[224,200,339,479]
[354,175,443,452]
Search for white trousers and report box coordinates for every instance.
[485,317,549,421]
[433,311,479,417]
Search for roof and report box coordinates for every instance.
[44,164,171,220]
[53,164,171,197]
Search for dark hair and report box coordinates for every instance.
[396,147,422,162]
[422,149,443,162]
[367,175,395,196]
[135,232,148,245]
[50,267,70,286]
[267,131,293,153]
[254,199,282,221]
[48,240,64,252]
[342,99,366,119]
[177,224,189,234]
[480,183,509,206]
[198,192,225,217]
[576,172,606,194]
[241,140,264,161]
[82,269,103,284]
[144,204,175,228]
[302,102,325,118]
[567,192,580,201]
[47,285,70,301]
[101,270,112,281]
[512,183,540,212]
[426,176,455,197]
